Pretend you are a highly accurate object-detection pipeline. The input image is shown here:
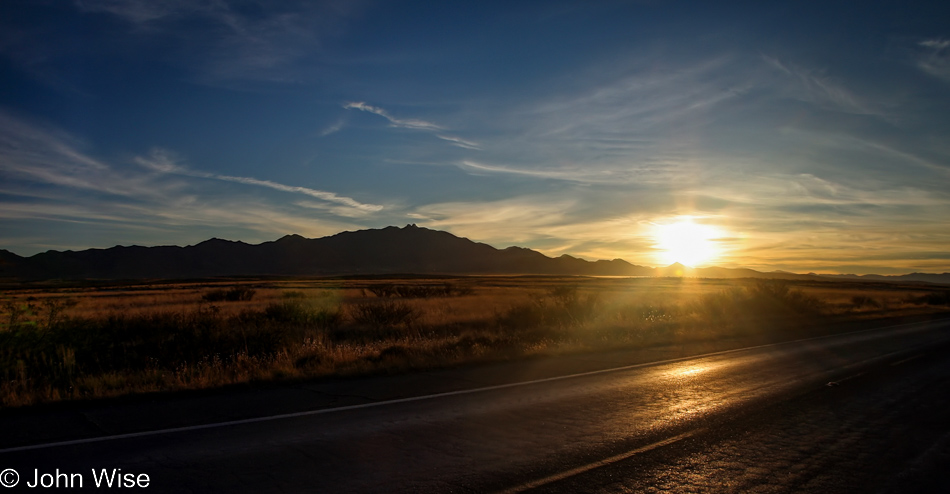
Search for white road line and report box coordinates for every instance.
[0,319,942,454]
[890,354,923,366]
[496,429,705,494]
[826,372,867,387]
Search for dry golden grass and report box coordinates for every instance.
[1,276,948,407]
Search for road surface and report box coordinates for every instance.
[1,318,949,493]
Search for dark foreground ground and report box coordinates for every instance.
[1,315,948,493]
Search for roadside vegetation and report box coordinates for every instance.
[1,277,948,407]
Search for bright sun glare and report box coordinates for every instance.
[653,218,723,267]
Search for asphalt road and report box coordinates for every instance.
[2,318,949,493]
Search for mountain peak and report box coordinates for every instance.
[196,237,233,246]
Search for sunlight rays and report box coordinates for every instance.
[652,217,726,267]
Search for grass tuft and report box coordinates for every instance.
[202,286,257,302]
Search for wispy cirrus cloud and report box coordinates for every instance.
[676,170,950,272]
[0,110,381,220]
[917,38,950,82]
[218,175,381,212]
[0,111,170,199]
[407,195,672,263]
[432,56,752,184]
[134,149,383,214]
[761,55,879,115]
[74,0,183,24]
[320,119,345,137]
[0,196,362,252]
[457,160,646,183]
[343,101,483,151]
[524,55,748,134]
[436,135,481,150]
[454,52,898,193]
[0,112,378,254]
[73,0,367,83]
[343,101,442,131]
[408,196,575,246]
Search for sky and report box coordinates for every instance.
[1,0,949,275]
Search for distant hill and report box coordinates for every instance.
[0,225,650,280]
[661,264,822,281]
[1,225,947,284]
[818,272,950,285]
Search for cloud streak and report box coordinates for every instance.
[134,149,383,214]
[437,135,481,150]
[917,38,950,82]
[343,101,442,131]
[320,119,345,136]
[343,101,485,153]
[73,0,367,83]
[0,111,171,199]
[0,112,380,254]
[217,175,383,212]
[457,160,644,184]
[762,55,879,115]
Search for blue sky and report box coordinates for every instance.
[1,0,949,274]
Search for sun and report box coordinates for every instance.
[653,218,723,267]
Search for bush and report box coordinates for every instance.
[496,301,547,329]
[547,286,600,326]
[851,295,881,308]
[202,286,256,302]
[351,301,417,327]
[261,301,341,328]
[692,289,744,322]
[688,282,823,323]
[366,283,474,299]
[910,291,950,306]
[371,344,413,363]
[496,287,599,331]
[745,280,823,315]
[2,298,77,332]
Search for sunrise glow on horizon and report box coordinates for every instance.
[652,218,726,268]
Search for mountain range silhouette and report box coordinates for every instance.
[0,225,947,284]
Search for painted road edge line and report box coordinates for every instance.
[495,428,706,494]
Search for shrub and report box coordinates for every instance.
[692,289,744,322]
[371,344,413,363]
[202,286,256,302]
[261,301,341,328]
[547,286,600,326]
[851,295,881,308]
[687,282,822,323]
[910,291,950,306]
[496,287,599,331]
[496,301,547,329]
[351,301,417,327]
[2,300,32,331]
[745,280,823,315]
[366,283,474,299]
